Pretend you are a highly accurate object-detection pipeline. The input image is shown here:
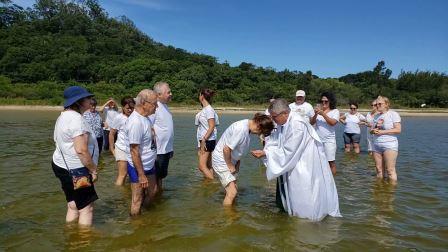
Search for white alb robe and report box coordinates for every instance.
[263,112,342,221]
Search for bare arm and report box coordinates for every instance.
[200,118,216,152]
[73,134,97,173]
[223,145,236,173]
[322,112,338,126]
[375,122,401,135]
[130,144,149,188]
[339,114,346,124]
[109,128,117,155]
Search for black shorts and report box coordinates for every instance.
[52,162,98,210]
[343,132,361,144]
[204,140,216,152]
[155,151,173,179]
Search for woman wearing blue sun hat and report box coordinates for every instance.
[51,86,99,227]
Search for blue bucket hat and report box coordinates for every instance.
[63,86,94,108]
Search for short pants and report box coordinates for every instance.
[343,132,361,144]
[127,162,155,183]
[373,140,398,153]
[155,151,173,179]
[52,161,98,210]
[323,142,337,162]
[114,147,127,161]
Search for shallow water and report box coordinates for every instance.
[0,111,447,251]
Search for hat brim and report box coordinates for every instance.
[64,93,94,108]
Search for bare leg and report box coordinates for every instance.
[78,203,94,226]
[198,150,214,179]
[373,152,385,178]
[329,161,337,175]
[115,161,128,186]
[344,144,351,153]
[223,181,238,206]
[353,143,361,154]
[130,183,143,216]
[148,174,158,202]
[66,201,79,223]
[384,150,398,183]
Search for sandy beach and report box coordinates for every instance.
[0,105,447,117]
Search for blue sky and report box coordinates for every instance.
[14,0,448,78]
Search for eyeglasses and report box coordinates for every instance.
[350,107,357,110]
[271,112,285,119]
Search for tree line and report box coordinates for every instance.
[1,0,447,107]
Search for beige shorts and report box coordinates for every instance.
[212,165,237,187]
[114,147,127,161]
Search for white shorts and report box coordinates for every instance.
[114,147,127,161]
[323,142,337,161]
[373,141,398,153]
[212,165,237,187]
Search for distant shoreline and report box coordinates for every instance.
[1,105,447,117]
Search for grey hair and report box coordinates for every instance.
[135,89,157,106]
[268,98,291,114]
[153,82,169,95]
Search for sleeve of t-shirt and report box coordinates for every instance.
[226,127,245,150]
[69,116,88,138]
[127,119,143,145]
[358,113,366,121]
[330,110,340,121]
[205,107,215,120]
[391,111,401,123]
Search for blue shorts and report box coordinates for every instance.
[127,162,155,183]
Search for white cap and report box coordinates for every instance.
[296,90,306,97]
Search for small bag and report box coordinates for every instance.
[58,142,95,190]
[69,167,92,190]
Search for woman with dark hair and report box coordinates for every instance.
[212,113,274,205]
[340,102,366,153]
[310,92,340,175]
[195,88,219,179]
[52,86,99,226]
[83,98,104,155]
[99,98,119,151]
[109,97,135,185]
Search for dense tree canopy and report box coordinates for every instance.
[1,0,447,107]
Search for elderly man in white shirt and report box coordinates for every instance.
[289,90,314,118]
[150,82,174,193]
[252,99,341,221]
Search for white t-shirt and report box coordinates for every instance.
[372,110,401,143]
[104,106,120,130]
[125,111,156,171]
[289,102,314,117]
[343,112,366,134]
[212,119,251,168]
[149,101,174,154]
[366,112,376,128]
[110,113,128,152]
[196,105,218,143]
[52,110,99,170]
[314,109,340,143]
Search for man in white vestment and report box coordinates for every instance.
[252,99,341,221]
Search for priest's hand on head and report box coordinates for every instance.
[251,150,265,159]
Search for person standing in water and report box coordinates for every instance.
[195,88,219,179]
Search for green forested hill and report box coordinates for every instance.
[1,0,447,107]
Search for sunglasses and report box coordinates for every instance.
[377,102,384,106]
[321,100,329,103]
[371,104,377,106]
[350,107,357,110]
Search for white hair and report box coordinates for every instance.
[135,89,157,106]
[153,82,169,95]
[268,98,290,114]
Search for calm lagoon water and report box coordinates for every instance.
[0,110,447,251]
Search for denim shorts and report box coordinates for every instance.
[343,132,361,144]
[127,162,155,183]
